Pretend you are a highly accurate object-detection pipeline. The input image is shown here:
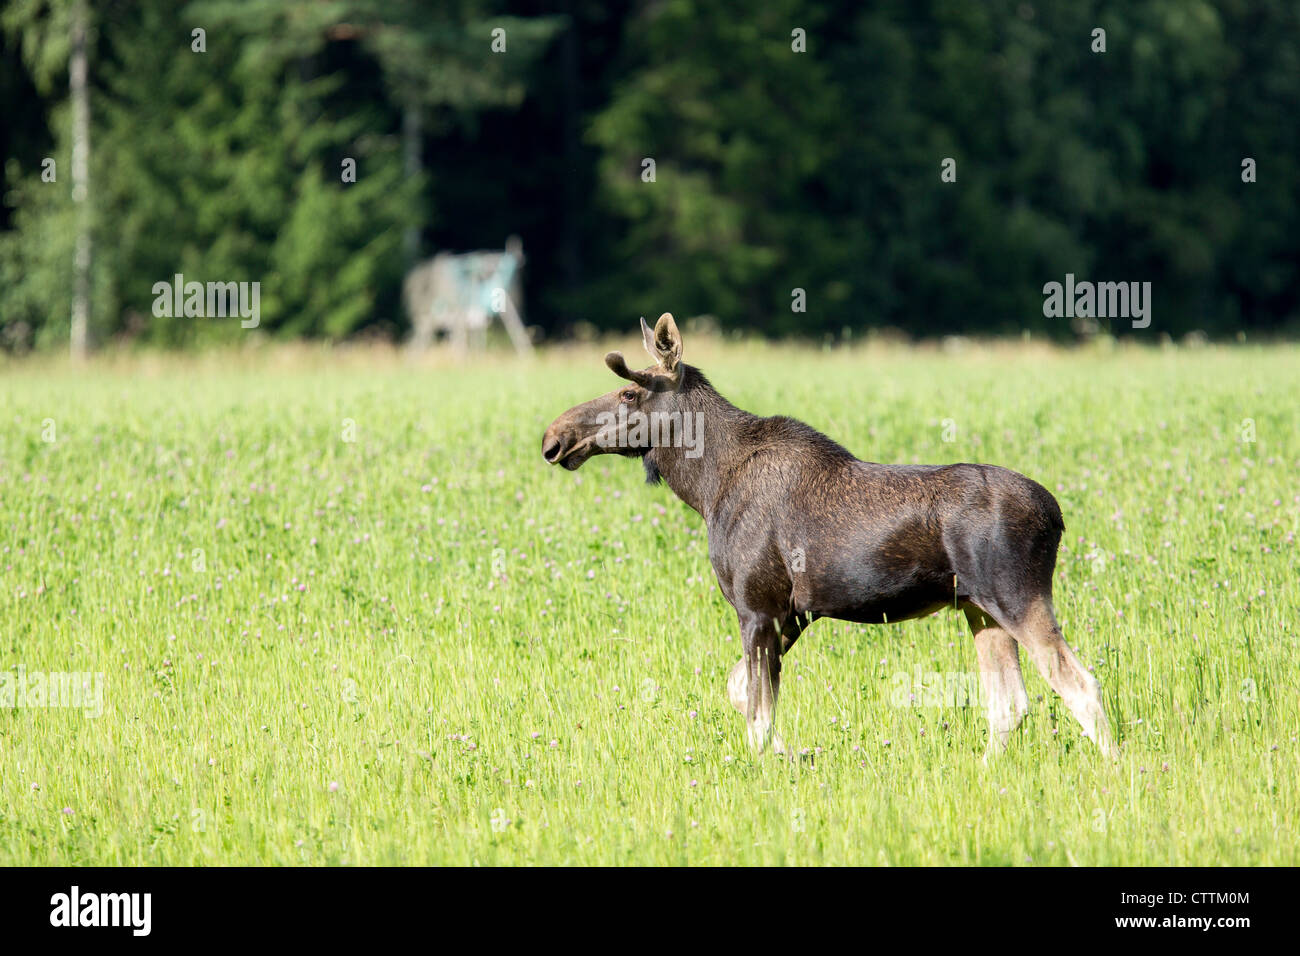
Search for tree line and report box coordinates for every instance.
[1,0,1296,352]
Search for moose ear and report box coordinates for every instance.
[650,312,682,372]
[640,316,658,364]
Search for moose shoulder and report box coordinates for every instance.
[543,313,1116,760]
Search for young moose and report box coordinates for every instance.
[542,314,1116,759]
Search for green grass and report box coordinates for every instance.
[1,339,1296,865]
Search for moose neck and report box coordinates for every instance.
[643,366,760,522]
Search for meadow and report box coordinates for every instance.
[0,338,1296,865]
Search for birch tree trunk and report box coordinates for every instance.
[402,102,421,264]
[69,0,90,359]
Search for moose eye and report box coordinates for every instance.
[620,389,637,404]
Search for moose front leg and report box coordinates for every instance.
[728,613,808,754]
[730,613,787,755]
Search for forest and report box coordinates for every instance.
[2,0,1297,350]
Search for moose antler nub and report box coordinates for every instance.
[604,350,657,387]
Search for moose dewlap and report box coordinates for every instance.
[543,313,1116,759]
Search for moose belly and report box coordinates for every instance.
[795,555,961,625]
[820,595,952,625]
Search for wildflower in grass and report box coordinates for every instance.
[328,782,339,792]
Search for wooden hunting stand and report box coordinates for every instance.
[404,236,532,356]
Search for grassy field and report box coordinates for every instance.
[1,339,1296,865]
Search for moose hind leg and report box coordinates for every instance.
[1009,598,1116,757]
[964,606,1029,760]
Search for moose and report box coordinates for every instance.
[542,314,1116,759]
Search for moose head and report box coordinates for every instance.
[541,312,692,471]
